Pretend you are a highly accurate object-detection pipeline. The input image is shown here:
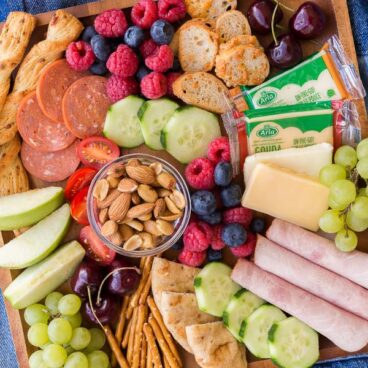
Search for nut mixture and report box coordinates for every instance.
[93,159,186,251]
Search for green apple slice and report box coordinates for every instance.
[0,204,71,269]
[0,186,64,230]
[4,241,85,309]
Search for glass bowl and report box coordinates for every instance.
[87,153,191,258]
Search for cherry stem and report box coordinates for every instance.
[87,285,104,330]
[271,0,280,46]
[272,0,294,12]
[96,266,141,306]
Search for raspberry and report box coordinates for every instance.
[158,0,186,23]
[207,137,231,164]
[139,38,159,58]
[185,158,215,190]
[230,232,256,258]
[131,0,158,29]
[106,45,139,77]
[166,72,182,97]
[94,9,128,38]
[183,222,212,252]
[66,41,95,71]
[178,249,206,267]
[145,45,174,72]
[211,224,226,250]
[106,75,139,102]
[223,207,253,227]
[140,72,167,99]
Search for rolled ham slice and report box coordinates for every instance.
[255,235,368,320]
[231,259,368,352]
[267,219,368,289]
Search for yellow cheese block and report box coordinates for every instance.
[242,162,329,231]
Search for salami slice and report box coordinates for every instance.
[37,59,89,123]
[17,92,76,152]
[62,76,111,139]
[21,141,80,182]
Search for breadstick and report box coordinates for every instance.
[139,273,152,305]
[122,314,133,349]
[127,307,138,364]
[147,296,182,366]
[103,325,129,368]
[143,323,163,368]
[130,257,153,309]
[132,304,148,368]
[163,356,170,368]
[148,316,180,368]
[140,333,147,368]
[147,344,153,368]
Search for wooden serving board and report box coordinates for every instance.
[0,1,367,367]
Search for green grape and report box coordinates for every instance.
[45,291,64,315]
[27,323,50,347]
[329,179,356,207]
[64,352,89,368]
[43,344,67,368]
[70,327,91,351]
[48,318,73,345]
[64,345,75,355]
[357,158,368,179]
[319,164,346,187]
[29,350,48,368]
[346,211,368,232]
[87,350,110,368]
[319,210,344,233]
[62,312,82,329]
[357,138,368,159]
[24,304,50,326]
[351,196,368,219]
[84,328,106,353]
[334,145,358,168]
[335,229,358,252]
[328,196,348,211]
[58,294,82,316]
[359,187,368,197]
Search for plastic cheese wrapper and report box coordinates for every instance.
[228,35,366,112]
[223,100,361,175]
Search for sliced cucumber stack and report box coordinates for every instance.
[268,317,319,368]
[194,262,241,317]
[103,95,145,148]
[161,106,221,163]
[223,289,265,341]
[138,98,179,150]
[242,304,286,359]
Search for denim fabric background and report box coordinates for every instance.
[0,1,368,367]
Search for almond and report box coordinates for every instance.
[144,220,163,236]
[126,220,144,232]
[159,212,183,221]
[150,162,163,175]
[123,234,142,251]
[164,197,181,215]
[126,165,156,185]
[127,158,141,167]
[127,203,155,219]
[137,213,152,222]
[109,231,123,246]
[98,208,109,224]
[132,192,141,205]
[156,219,175,236]
[137,184,158,203]
[157,188,172,197]
[97,189,121,209]
[153,198,166,218]
[107,163,126,178]
[170,190,186,210]
[157,172,176,190]
[140,232,154,249]
[106,175,120,188]
[118,178,138,193]
[101,220,118,237]
[108,193,131,222]
[93,179,109,201]
[119,224,134,241]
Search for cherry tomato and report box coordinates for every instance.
[79,225,116,265]
[70,186,90,225]
[77,137,120,170]
[64,167,97,202]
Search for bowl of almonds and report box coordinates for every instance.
[87,153,191,257]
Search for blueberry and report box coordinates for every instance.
[150,20,175,45]
[207,249,223,262]
[81,25,98,43]
[250,218,266,234]
[221,184,242,208]
[91,35,112,61]
[214,161,233,186]
[172,238,184,251]
[137,65,151,82]
[222,224,247,247]
[199,211,222,225]
[89,59,108,75]
[191,191,217,216]
[171,57,181,72]
[124,26,146,48]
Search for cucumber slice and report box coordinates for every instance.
[103,95,145,148]
[138,98,179,150]
[242,304,286,358]
[161,106,221,163]
[268,317,319,368]
[194,262,241,317]
[223,289,265,341]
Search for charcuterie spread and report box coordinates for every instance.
[0,1,367,368]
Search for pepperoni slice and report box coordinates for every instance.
[37,59,89,123]
[21,141,80,182]
[62,76,111,139]
[17,92,76,152]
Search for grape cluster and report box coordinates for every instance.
[319,139,368,252]
[26,291,108,368]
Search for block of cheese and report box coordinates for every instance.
[244,143,333,184]
[242,162,329,231]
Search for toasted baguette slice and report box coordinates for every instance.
[184,0,212,18]
[219,34,262,53]
[0,156,29,196]
[215,10,251,43]
[173,72,229,114]
[208,0,237,19]
[179,21,218,72]
[0,135,21,176]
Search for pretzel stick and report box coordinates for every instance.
[122,314,133,349]
[140,333,147,368]
[147,343,153,368]
[103,325,130,368]
[147,296,182,366]
[127,307,138,364]
[144,323,163,368]
[148,316,180,368]
[132,304,148,368]
[139,273,152,305]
